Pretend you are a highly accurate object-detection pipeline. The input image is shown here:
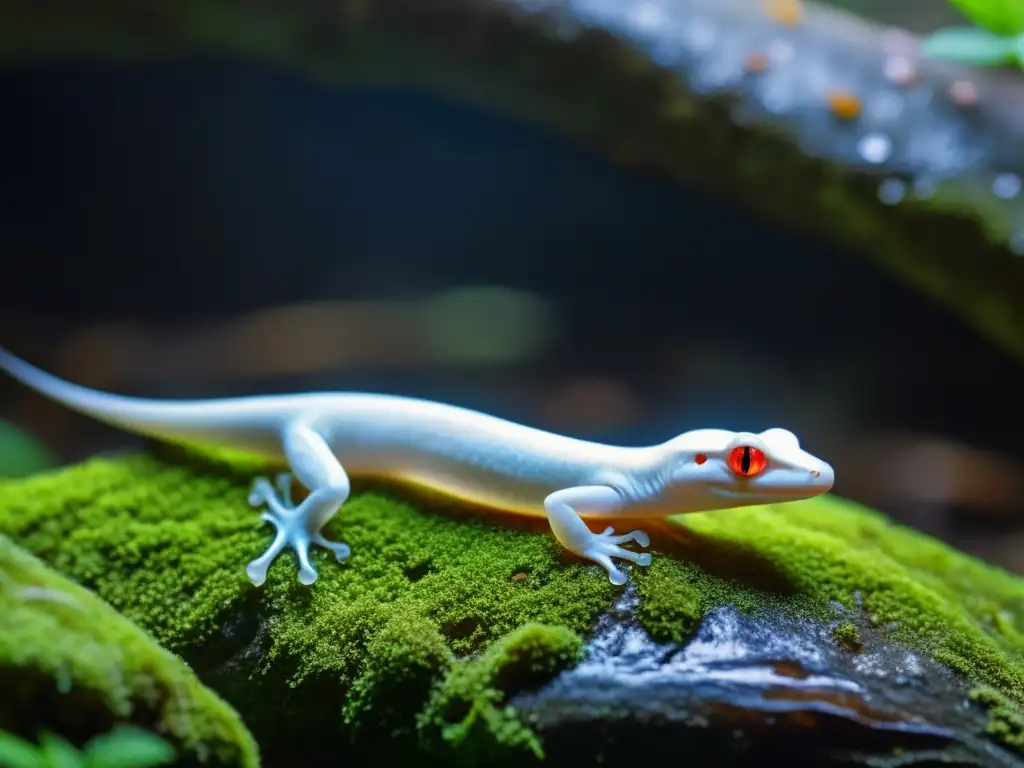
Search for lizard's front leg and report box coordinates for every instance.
[544,485,652,586]
[245,420,352,586]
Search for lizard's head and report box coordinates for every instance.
[660,427,834,511]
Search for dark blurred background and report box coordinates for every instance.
[1,0,1022,573]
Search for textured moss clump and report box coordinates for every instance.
[418,623,584,762]
[3,450,1024,757]
[970,685,1024,749]
[832,621,863,652]
[0,450,616,759]
[0,533,258,767]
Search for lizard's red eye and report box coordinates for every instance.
[694,453,707,465]
[728,446,767,477]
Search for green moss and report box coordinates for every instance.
[832,622,863,653]
[0,534,258,767]
[418,623,584,763]
[0,451,615,759]
[970,685,1024,748]
[341,614,453,741]
[3,451,1024,758]
[635,561,748,644]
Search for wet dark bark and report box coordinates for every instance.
[2,0,1023,358]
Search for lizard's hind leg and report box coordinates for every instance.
[245,421,352,587]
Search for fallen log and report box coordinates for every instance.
[2,0,1023,357]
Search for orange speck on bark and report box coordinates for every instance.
[766,0,803,26]
[745,51,770,73]
[827,90,861,119]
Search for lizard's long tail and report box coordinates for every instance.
[0,346,288,455]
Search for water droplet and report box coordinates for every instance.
[857,132,892,164]
[883,55,917,86]
[993,173,1022,200]
[878,178,906,205]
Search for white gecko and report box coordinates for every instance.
[0,348,834,586]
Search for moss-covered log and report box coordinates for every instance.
[1,0,1023,359]
[0,533,259,767]
[2,447,1024,763]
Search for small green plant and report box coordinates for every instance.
[922,0,1024,69]
[0,726,175,768]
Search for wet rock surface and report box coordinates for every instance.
[511,588,1023,766]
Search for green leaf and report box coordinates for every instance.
[948,0,1024,35]
[0,732,43,768]
[82,728,175,768]
[36,734,82,768]
[921,26,1020,65]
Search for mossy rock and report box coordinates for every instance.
[1,447,1023,764]
[0,532,259,768]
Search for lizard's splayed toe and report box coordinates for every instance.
[249,476,296,510]
[245,560,270,587]
[582,526,654,585]
[311,532,351,563]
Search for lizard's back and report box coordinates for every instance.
[308,392,641,513]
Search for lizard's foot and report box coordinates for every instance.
[584,527,652,586]
[244,475,350,587]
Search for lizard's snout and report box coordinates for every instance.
[809,461,835,493]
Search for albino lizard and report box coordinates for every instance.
[0,348,833,586]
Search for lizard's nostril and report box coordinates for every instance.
[810,470,820,477]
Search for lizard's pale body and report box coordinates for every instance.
[0,348,834,586]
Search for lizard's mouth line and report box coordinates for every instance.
[710,484,814,499]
